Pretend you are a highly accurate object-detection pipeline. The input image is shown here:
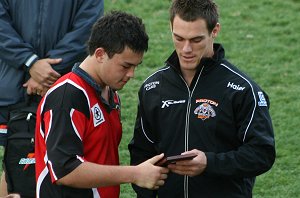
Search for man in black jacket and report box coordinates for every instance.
[128,0,276,197]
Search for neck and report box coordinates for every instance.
[80,56,105,88]
[181,69,196,87]
[101,86,110,102]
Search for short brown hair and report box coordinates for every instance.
[170,0,219,33]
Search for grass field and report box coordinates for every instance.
[1,0,299,197]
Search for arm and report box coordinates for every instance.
[0,1,36,70]
[204,89,275,177]
[128,88,160,197]
[46,0,104,74]
[56,155,168,190]
[30,0,104,86]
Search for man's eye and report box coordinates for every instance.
[175,37,183,41]
[192,39,202,43]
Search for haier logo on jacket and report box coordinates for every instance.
[227,82,245,91]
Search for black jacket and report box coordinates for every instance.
[128,44,275,198]
[0,0,103,105]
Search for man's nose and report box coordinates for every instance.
[183,40,192,52]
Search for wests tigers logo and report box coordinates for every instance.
[194,99,218,120]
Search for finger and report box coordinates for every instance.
[42,81,53,88]
[26,89,32,95]
[156,179,165,186]
[40,89,47,97]
[170,167,194,176]
[47,58,62,65]
[181,150,197,155]
[27,87,36,95]
[148,153,165,164]
[160,167,169,174]
[160,173,168,180]
[170,169,187,175]
[48,72,61,80]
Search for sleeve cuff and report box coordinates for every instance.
[24,54,39,68]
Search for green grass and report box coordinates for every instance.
[1,0,299,197]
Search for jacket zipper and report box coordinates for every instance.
[178,66,204,198]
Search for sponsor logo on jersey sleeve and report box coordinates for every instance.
[91,103,105,127]
[194,99,218,120]
[257,91,268,107]
[144,81,159,91]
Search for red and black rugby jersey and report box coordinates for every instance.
[35,71,122,198]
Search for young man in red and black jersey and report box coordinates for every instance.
[34,11,169,198]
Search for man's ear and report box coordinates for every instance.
[94,48,106,62]
[169,21,173,32]
[212,23,221,38]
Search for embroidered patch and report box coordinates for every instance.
[194,99,218,120]
[91,103,105,127]
[144,81,159,91]
[227,81,245,91]
[161,99,186,109]
[257,92,267,107]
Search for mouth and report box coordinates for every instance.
[121,80,129,85]
[182,55,195,62]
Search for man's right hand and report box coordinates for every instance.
[23,77,48,96]
[133,154,169,190]
[29,58,62,88]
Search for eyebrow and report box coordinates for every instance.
[124,60,143,67]
[172,32,205,40]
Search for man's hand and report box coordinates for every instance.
[133,154,169,189]
[29,58,62,87]
[168,149,207,177]
[3,194,21,198]
[23,77,48,96]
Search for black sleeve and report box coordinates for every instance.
[128,87,158,197]
[43,83,90,180]
[205,87,275,177]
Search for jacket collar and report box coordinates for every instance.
[165,43,225,75]
[72,63,118,111]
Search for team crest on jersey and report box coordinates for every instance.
[257,91,267,107]
[91,103,105,127]
[194,99,218,120]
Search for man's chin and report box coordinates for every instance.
[179,62,198,70]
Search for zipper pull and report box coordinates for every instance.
[26,112,33,121]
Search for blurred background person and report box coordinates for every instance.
[0,0,104,196]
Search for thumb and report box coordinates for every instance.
[47,58,62,65]
[181,149,198,155]
[147,153,165,164]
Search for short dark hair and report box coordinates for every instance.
[87,11,149,58]
[170,0,219,33]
